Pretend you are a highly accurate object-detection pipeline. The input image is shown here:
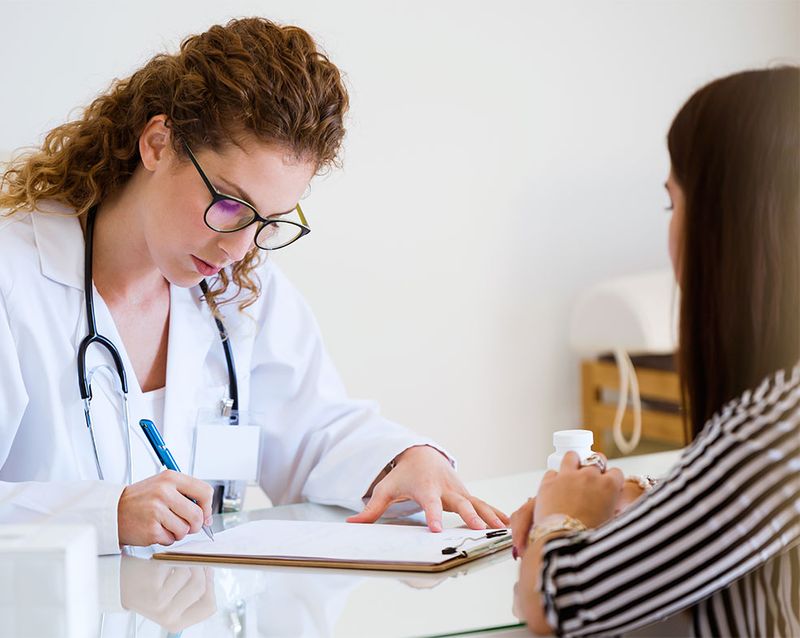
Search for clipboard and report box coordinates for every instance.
[153,519,513,573]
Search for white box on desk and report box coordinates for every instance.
[0,524,98,638]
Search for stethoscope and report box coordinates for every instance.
[77,204,239,486]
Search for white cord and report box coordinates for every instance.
[611,348,642,455]
[121,392,133,485]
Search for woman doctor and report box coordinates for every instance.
[0,17,508,554]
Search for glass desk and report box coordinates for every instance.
[46,451,686,637]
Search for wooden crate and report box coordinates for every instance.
[581,358,686,456]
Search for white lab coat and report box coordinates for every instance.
[0,202,448,555]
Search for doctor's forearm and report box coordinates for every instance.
[0,479,127,555]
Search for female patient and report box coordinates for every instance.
[511,66,799,637]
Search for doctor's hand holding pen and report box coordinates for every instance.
[117,471,214,547]
[347,444,510,532]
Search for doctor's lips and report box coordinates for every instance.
[191,255,225,276]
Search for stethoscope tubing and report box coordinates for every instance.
[77,204,239,483]
[199,279,239,416]
[78,205,128,400]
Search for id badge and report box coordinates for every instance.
[192,408,263,512]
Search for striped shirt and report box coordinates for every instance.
[540,364,800,637]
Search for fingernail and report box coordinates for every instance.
[431,520,442,532]
[205,517,212,526]
[512,546,519,560]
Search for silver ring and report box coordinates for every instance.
[580,453,607,473]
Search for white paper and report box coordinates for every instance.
[159,520,509,565]
[192,424,260,481]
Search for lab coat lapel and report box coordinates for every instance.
[161,284,218,470]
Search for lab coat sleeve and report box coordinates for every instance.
[249,263,454,515]
[0,288,125,555]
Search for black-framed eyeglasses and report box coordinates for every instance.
[182,140,311,251]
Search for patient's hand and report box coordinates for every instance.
[615,480,647,515]
[510,465,648,559]
[510,497,536,559]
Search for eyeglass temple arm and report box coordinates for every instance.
[181,140,218,195]
[296,203,309,227]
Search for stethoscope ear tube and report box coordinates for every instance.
[78,333,129,399]
[78,205,129,400]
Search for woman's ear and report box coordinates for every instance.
[138,115,172,172]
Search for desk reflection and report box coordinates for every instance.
[104,554,367,637]
[92,498,534,637]
[102,546,510,637]
[119,558,216,632]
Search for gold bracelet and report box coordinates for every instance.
[528,514,587,545]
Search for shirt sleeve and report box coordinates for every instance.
[0,287,125,555]
[247,261,454,515]
[539,366,800,638]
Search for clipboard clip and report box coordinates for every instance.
[441,529,508,555]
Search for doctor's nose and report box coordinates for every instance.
[218,225,258,263]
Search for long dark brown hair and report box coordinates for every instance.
[668,66,800,439]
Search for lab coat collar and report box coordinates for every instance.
[30,201,220,453]
[30,201,85,290]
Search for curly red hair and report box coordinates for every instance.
[0,17,349,310]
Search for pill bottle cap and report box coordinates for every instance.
[552,429,593,449]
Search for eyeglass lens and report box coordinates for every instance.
[206,198,257,232]
[255,220,304,250]
[206,195,306,250]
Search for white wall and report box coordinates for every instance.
[1,1,798,480]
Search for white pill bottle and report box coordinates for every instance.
[547,429,594,471]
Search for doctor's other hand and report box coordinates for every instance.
[117,470,214,547]
[346,444,510,532]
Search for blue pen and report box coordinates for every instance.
[139,419,215,541]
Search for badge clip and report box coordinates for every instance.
[219,398,234,417]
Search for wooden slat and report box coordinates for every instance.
[589,403,686,446]
[589,360,681,403]
[581,361,605,454]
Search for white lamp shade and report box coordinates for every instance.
[570,269,679,356]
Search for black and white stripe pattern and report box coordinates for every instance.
[540,364,800,637]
